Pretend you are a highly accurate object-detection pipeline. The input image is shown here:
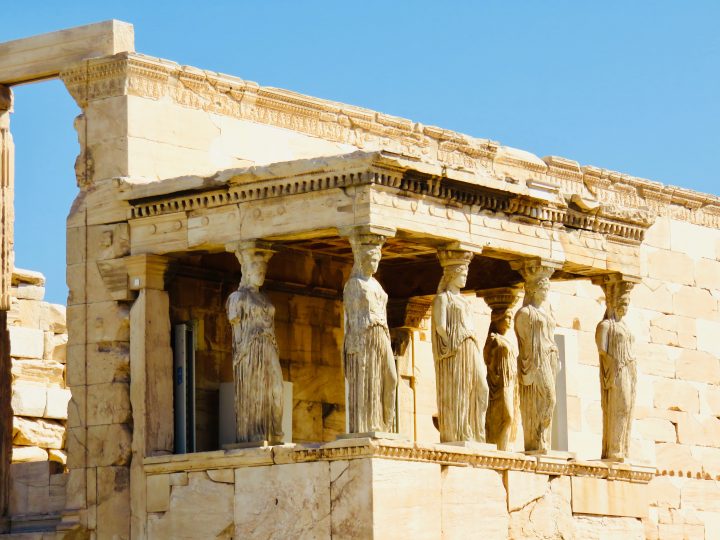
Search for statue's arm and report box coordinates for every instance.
[432,294,449,354]
[226,291,240,323]
[514,309,530,352]
[514,309,536,383]
[596,321,613,389]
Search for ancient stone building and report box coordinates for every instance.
[0,20,719,540]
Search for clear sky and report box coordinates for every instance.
[2,1,719,303]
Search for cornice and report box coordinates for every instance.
[60,53,719,229]
[143,438,656,484]
[124,153,653,245]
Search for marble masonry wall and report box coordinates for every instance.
[7,269,69,525]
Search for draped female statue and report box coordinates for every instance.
[482,289,520,451]
[514,263,558,453]
[343,231,397,434]
[432,249,488,443]
[596,278,637,461]
[226,242,284,444]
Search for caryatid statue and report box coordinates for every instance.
[432,247,489,443]
[226,241,284,444]
[512,260,559,453]
[342,229,397,434]
[595,275,638,461]
[481,287,521,451]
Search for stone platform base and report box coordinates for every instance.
[142,439,655,539]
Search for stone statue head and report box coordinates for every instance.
[349,233,385,278]
[437,249,473,293]
[604,279,634,321]
[517,263,554,307]
[525,277,550,306]
[490,308,513,335]
[237,242,274,289]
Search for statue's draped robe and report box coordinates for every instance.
[432,292,488,442]
[484,331,518,450]
[227,287,284,443]
[598,318,636,460]
[343,275,397,433]
[515,304,558,452]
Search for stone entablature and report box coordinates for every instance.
[60,53,720,229]
[118,152,652,284]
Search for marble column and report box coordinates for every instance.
[125,254,171,539]
[432,246,488,444]
[478,286,522,451]
[226,240,284,445]
[593,274,639,462]
[0,85,13,526]
[510,259,560,454]
[342,226,397,435]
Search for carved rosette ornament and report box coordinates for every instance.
[226,241,284,444]
[479,286,522,451]
[342,228,397,434]
[511,260,559,453]
[594,275,638,462]
[432,247,489,443]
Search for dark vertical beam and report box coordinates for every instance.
[0,83,13,529]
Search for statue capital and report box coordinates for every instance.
[510,258,560,285]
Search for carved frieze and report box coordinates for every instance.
[59,53,719,227]
[126,155,655,247]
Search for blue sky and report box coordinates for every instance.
[2,1,719,303]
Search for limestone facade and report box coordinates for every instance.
[5,269,68,533]
[0,20,719,540]
[9,269,69,464]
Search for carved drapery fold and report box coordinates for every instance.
[226,240,284,444]
[342,226,397,434]
[593,274,639,462]
[479,286,522,451]
[511,259,560,453]
[432,245,488,443]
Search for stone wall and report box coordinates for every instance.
[8,269,69,464]
[5,269,69,533]
[142,441,652,540]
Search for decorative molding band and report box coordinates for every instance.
[143,439,656,484]
[127,164,653,244]
[60,53,720,229]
